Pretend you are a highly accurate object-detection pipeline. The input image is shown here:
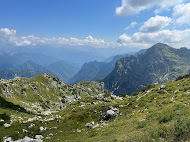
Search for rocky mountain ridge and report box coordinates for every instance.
[104,43,190,95]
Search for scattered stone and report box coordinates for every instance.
[102,107,119,121]
[22,129,28,133]
[14,136,43,142]
[139,119,146,122]
[35,135,44,140]
[77,129,81,132]
[4,123,11,127]
[3,137,13,142]
[174,90,179,93]
[40,126,47,132]
[126,115,130,119]
[86,121,95,128]
[160,85,166,89]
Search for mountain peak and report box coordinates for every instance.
[104,43,190,95]
[150,43,172,50]
[145,43,174,55]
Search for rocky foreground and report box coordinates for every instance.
[1,73,190,141]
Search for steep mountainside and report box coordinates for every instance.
[69,54,128,84]
[104,43,190,95]
[1,73,190,141]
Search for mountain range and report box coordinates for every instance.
[69,54,129,84]
[0,53,79,82]
[103,43,190,95]
[69,49,147,84]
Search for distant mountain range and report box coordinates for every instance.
[69,54,129,84]
[103,43,190,95]
[0,53,21,69]
[69,49,147,84]
[12,52,60,66]
[0,70,43,80]
[47,60,80,82]
[0,53,79,82]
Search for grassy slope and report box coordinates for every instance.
[1,74,190,141]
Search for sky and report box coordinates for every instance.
[0,0,190,50]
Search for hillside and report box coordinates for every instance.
[1,73,190,141]
[103,43,190,95]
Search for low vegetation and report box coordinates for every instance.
[1,73,190,141]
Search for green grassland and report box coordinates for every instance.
[1,73,190,141]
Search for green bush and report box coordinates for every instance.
[10,133,19,141]
[151,125,168,138]
[174,117,190,140]
[0,96,28,113]
[0,113,10,121]
[132,91,139,96]
[141,84,156,92]
[119,93,128,97]
[137,121,148,128]
[157,90,165,94]
[103,93,110,98]
[157,110,174,123]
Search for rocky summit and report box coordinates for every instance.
[103,43,190,95]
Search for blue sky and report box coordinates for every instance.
[0,0,190,50]
[0,0,123,40]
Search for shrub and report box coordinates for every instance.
[141,84,156,92]
[174,117,190,140]
[21,88,27,94]
[137,121,148,128]
[132,91,139,96]
[151,125,168,138]
[157,110,174,123]
[0,113,10,121]
[119,93,128,97]
[157,90,165,94]
[103,93,110,98]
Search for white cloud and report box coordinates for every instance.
[140,15,171,33]
[0,28,117,48]
[0,28,16,36]
[173,3,190,25]
[115,0,183,16]
[125,22,137,30]
[0,28,17,45]
[118,29,190,48]
[118,34,131,43]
